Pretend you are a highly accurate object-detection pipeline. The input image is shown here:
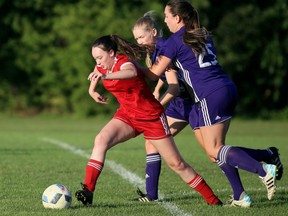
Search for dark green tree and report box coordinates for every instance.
[210,0,288,118]
[0,0,287,118]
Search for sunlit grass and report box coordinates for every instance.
[0,115,287,215]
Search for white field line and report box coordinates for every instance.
[41,137,193,216]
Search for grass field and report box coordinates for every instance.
[0,115,287,216]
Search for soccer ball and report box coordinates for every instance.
[42,184,72,209]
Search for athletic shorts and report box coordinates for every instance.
[191,85,238,130]
[165,97,194,128]
[114,108,171,140]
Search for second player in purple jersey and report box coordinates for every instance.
[132,12,225,203]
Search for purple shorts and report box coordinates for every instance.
[165,97,194,128]
[191,85,238,130]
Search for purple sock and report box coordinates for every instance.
[237,147,272,163]
[218,145,266,177]
[145,153,161,199]
[217,160,244,200]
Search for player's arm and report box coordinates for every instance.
[153,79,164,101]
[103,63,137,80]
[158,69,179,106]
[88,63,137,81]
[88,69,108,104]
[143,55,172,81]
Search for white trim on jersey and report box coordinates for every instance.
[200,99,211,126]
[120,62,134,70]
[174,59,200,102]
[159,113,171,135]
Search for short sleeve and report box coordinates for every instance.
[159,36,177,60]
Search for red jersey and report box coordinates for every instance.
[97,54,164,120]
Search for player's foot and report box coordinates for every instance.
[133,188,158,202]
[268,147,283,180]
[259,164,277,200]
[75,183,93,206]
[226,192,252,208]
[208,200,223,206]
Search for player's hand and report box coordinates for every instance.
[153,91,160,101]
[89,91,108,104]
[88,70,105,81]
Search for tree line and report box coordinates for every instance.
[0,0,287,119]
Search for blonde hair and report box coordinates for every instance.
[133,12,163,67]
[133,11,162,37]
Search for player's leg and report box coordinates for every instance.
[194,128,216,162]
[139,139,161,201]
[197,86,276,205]
[149,136,222,205]
[200,119,276,202]
[193,119,251,206]
[236,146,283,180]
[90,118,135,162]
[76,118,135,206]
[168,117,188,136]
[140,117,188,201]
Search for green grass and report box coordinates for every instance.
[0,115,288,216]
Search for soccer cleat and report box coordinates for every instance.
[226,192,252,208]
[259,164,277,200]
[209,200,223,206]
[75,183,93,206]
[134,188,158,202]
[268,147,283,180]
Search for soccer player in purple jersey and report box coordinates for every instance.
[132,12,195,201]
[142,0,283,207]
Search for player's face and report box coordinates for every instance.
[133,26,156,46]
[92,47,114,70]
[164,6,178,33]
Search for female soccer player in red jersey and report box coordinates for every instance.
[75,34,222,206]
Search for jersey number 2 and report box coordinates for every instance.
[198,43,218,68]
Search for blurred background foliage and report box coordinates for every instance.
[0,0,287,119]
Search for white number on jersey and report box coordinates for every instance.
[198,43,218,68]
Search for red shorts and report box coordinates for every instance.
[114,108,171,140]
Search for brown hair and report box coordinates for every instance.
[166,0,209,56]
[92,35,146,60]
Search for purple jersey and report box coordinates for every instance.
[161,26,235,102]
[153,37,194,102]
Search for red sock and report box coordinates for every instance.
[84,159,104,192]
[188,174,221,205]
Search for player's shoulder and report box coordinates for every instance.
[156,37,166,46]
[116,53,129,62]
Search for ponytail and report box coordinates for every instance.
[167,0,210,56]
[110,34,146,60]
[92,35,146,61]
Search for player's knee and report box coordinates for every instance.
[94,133,109,149]
[208,156,217,163]
[204,147,220,162]
[167,159,186,172]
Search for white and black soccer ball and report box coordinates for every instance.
[42,184,72,209]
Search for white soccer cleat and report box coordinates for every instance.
[226,192,252,208]
[259,164,277,200]
[268,147,283,180]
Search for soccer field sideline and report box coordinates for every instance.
[41,137,286,215]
